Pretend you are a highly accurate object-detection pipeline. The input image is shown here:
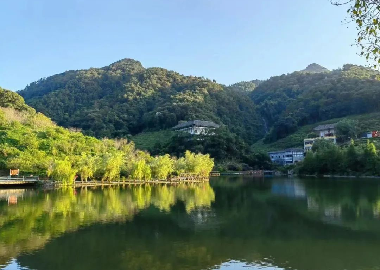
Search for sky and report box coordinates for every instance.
[0,0,367,91]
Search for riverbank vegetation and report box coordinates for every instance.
[0,87,214,184]
[298,139,380,176]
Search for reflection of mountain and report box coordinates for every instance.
[3,178,380,270]
[0,184,215,267]
[16,186,380,270]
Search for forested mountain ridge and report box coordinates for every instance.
[19,58,264,144]
[18,60,380,148]
[250,64,380,142]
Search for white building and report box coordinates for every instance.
[304,123,337,151]
[313,123,336,137]
[172,120,220,135]
[268,148,304,166]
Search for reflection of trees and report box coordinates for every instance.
[302,179,380,231]
[6,178,380,270]
[16,200,380,270]
[0,183,215,266]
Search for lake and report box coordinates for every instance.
[1,176,380,270]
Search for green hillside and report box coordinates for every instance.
[252,112,380,153]
[0,87,214,182]
[19,59,264,144]
[17,60,380,160]
[250,64,380,142]
[132,130,176,151]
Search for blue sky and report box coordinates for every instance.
[0,0,366,91]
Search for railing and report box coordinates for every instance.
[0,176,39,181]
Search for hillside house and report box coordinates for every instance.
[313,123,336,137]
[304,123,337,151]
[172,120,220,135]
[268,148,304,166]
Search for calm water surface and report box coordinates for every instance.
[1,177,380,270]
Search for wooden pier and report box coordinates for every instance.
[0,177,39,186]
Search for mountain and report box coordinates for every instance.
[19,59,264,144]
[18,59,380,151]
[300,63,329,73]
[250,64,380,142]
[0,86,214,181]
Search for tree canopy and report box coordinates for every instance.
[333,0,380,69]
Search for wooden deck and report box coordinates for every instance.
[0,176,40,186]
[0,180,39,186]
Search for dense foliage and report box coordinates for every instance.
[148,128,272,171]
[250,64,380,142]
[19,59,264,144]
[333,0,380,69]
[17,59,380,153]
[0,88,214,183]
[298,139,380,176]
[228,80,262,92]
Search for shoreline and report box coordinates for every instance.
[301,174,380,179]
[42,178,210,188]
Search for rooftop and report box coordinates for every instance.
[172,120,220,130]
[313,123,337,131]
[268,148,304,154]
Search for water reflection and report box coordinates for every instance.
[0,184,215,268]
[2,177,380,270]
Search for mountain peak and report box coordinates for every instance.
[301,63,329,73]
[106,58,145,73]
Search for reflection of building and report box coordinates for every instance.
[268,148,304,166]
[0,189,27,205]
[307,198,342,222]
[271,179,306,198]
[172,120,220,135]
[304,123,337,152]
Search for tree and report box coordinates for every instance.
[131,159,151,180]
[332,0,380,69]
[345,139,361,172]
[48,158,77,185]
[101,152,124,182]
[362,140,379,173]
[76,153,97,182]
[336,119,359,142]
[150,155,174,180]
